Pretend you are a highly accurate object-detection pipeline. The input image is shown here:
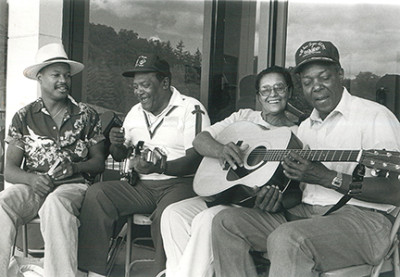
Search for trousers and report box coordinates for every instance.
[0,182,88,277]
[77,177,196,275]
[212,204,392,277]
[161,196,230,277]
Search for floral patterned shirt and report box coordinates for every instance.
[5,96,105,183]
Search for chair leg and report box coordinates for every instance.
[125,216,132,277]
[22,224,28,258]
[394,246,400,277]
[12,227,18,256]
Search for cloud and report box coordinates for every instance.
[90,0,204,53]
[286,2,400,77]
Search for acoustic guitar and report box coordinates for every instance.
[193,121,400,208]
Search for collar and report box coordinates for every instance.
[309,87,352,125]
[140,86,184,116]
[33,95,81,116]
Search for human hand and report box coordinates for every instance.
[253,185,283,213]
[130,149,160,174]
[217,142,249,170]
[31,174,54,197]
[51,162,76,181]
[282,151,332,186]
[109,127,125,145]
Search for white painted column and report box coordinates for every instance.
[6,0,63,129]
[5,0,63,188]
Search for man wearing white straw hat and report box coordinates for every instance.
[0,43,105,276]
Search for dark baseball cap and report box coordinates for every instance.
[122,54,170,77]
[294,41,340,73]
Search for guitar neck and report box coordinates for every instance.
[264,149,362,163]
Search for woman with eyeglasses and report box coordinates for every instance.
[160,65,298,277]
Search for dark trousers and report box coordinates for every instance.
[77,177,196,275]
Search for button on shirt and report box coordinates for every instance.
[298,88,400,212]
[123,87,210,180]
[5,96,105,183]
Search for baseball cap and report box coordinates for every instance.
[294,41,340,73]
[122,54,170,77]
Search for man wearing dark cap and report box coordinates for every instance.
[78,54,210,277]
[211,41,400,277]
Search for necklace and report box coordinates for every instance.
[51,106,66,119]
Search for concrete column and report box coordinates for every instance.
[6,0,63,129]
[5,0,63,188]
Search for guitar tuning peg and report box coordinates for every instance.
[386,152,392,157]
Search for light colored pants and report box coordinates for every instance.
[161,196,229,277]
[0,182,88,277]
[212,204,392,277]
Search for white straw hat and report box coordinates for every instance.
[23,43,84,80]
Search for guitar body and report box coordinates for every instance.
[194,121,303,207]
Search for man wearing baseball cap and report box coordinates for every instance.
[0,43,105,276]
[78,54,210,277]
[211,41,400,276]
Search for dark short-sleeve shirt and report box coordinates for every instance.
[5,96,105,183]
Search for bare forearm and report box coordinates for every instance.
[5,164,37,185]
[109,144,129,162]
[193,131,224,159]
[322,170,400,206]
[164,149,203,176]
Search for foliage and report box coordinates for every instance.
[86,23,202,114]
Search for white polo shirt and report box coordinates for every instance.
[123,87,210,180]
[298,88,400,212]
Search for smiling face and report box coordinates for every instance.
[299,62,344,120]
[257,72,290,116]
[37,63,71,102]
[131,72,170,115]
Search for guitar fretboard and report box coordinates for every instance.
[263,150,361,162]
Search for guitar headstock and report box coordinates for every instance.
[362,149,400,173]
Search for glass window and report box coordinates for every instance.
[86,0,205,115]
[286,1,400,119]
[0,0,7,184]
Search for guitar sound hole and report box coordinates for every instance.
[247,146,266,166]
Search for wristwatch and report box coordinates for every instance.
[331,171,343,190]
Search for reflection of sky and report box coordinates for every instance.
[90,0,204,54]
[286,0,400,78]
[90,0,400,78]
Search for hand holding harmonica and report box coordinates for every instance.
[129,142,167,175]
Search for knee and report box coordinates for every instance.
[212,208,241,235]
[192,209,218,231]
[267,223,301,254]
[41,192,70,214]
[162,203,181,226]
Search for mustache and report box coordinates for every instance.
[55,84,70,90]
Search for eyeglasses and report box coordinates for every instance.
[258,84,288,97]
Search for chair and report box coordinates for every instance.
[12,216,43,258]
[320,208,400,277]
[124,214,154,277]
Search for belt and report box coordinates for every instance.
[362,207,395,225]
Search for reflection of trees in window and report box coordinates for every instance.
[288,67,384,119]
[86,23,202,114]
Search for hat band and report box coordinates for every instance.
[43,57,69,63]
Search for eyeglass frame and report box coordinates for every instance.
[258,83,289,97]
